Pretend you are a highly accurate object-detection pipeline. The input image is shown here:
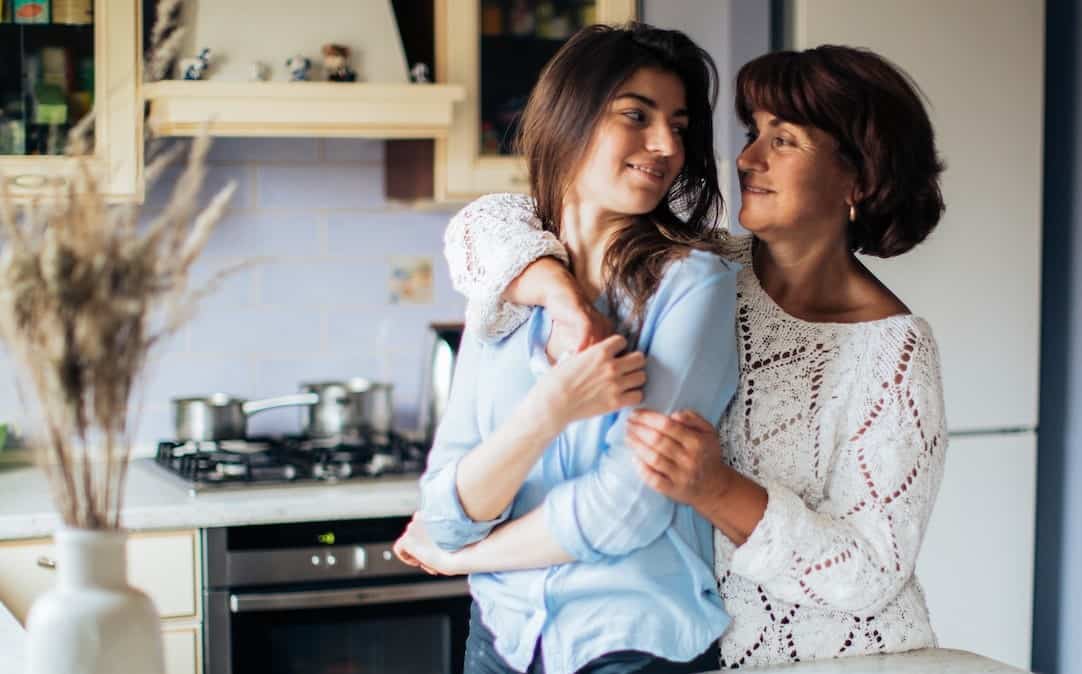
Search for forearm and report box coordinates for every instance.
[455,387,563,522]
[452,506,573,573]
[696,470,769,546]
[504,256,577,307]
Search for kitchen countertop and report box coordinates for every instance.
[0,600,23,673]
[0,458,421,540]
[698,648,1028,673]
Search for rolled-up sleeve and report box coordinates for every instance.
[418,333,512,550]
[544,262,741,562]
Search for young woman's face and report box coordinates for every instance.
[736,110,856,241]
[568,67,688,217]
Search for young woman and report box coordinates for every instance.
[397,23,741,674]
[405,45,949,669]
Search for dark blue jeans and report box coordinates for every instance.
[464,602,720,674]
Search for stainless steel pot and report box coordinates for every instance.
[299,379,394,438]
[173,392,319,442]
[417,323,463,446]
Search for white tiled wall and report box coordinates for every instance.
[1,138,465,447]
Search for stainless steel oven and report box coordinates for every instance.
[203,517,470,674]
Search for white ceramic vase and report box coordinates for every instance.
[24,528,165,674]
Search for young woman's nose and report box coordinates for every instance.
[646,123,680,156]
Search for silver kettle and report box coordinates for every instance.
[417,322,463,447]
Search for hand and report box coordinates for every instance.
[627,409,731,508]
[536,334,646,429]
[392,514,463,576]
[546,289,614,356]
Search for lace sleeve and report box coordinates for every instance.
[729,319,948,615]
[444,193,568,342]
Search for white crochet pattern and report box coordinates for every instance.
[443,193,947,668]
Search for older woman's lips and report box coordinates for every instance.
[741,184,774,195]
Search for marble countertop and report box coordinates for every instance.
[0,458,421,540]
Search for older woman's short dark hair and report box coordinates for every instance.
[735,45,945,258]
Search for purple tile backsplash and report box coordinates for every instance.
[0,139,465,446]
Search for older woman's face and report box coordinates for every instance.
[736,110,856,242]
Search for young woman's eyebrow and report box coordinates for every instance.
[613,92,688,118]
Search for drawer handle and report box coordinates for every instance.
[36,556,56,570]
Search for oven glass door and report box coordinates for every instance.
[224,578,470,674]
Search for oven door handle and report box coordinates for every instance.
[229,578,470,613]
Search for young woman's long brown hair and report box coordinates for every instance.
[515,22,729,332]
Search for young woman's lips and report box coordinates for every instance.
[741,184,773,195]
[628,163,666,183]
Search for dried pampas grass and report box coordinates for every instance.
[0,1,238,528]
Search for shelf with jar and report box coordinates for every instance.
[0,0,142,201]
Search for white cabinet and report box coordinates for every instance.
[0,528,202,674]
[917,432,1037,669]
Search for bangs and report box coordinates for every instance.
[735,51,828,131]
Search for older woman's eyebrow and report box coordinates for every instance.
[613,92,689,118]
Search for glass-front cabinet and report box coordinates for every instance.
[0,0,141,200]
[435,0,636,201]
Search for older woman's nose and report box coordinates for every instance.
[736,142,765,172]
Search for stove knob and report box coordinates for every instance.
[311,555,321,566]
[326,554,337,566]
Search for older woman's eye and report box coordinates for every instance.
[743,129,758,144]
[771,136,789,148]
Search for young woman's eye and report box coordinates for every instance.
[673,125,688,138]
[623,109,647,123]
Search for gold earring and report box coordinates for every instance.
[848,203,857,223]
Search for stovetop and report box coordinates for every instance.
[152,431,427,492]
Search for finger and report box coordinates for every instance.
[633,455,676,497]
[594,333,628,358]
[628,410,698,449]
[619,369,647,391]
[626,425,684,477]
[616,388,644,409]
[673,409,716,433]
[615,350,647,375]
[393,541,421,567]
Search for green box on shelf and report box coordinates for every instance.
[13,0,49,24]
[35,84,68,125]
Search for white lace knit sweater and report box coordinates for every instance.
[445,193,948,669]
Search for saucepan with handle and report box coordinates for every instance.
[172,392,319,442]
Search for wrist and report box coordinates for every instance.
[523,383,568,441]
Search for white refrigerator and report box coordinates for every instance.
[785,1,1043,669]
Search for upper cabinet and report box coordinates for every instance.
[143,0,465,141]
[0,0,142,200]
[434,0,637,201]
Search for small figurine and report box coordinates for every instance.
[285,55,311,82]
[321,44,356,82]
[249,61,269,82]
[409,62,431,84]
[179,47,212,81]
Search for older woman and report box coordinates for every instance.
[401,45,948,668]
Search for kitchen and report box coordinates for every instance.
[0,0,1070,673]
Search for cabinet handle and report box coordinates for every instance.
[36,556,56,570]
[10,174,49,189]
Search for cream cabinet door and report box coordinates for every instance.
[162,626,202,674]
[434,0,637,201]
[0,529,199,623]
[0,0,142,201]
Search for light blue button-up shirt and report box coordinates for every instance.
[419,249,740,674]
